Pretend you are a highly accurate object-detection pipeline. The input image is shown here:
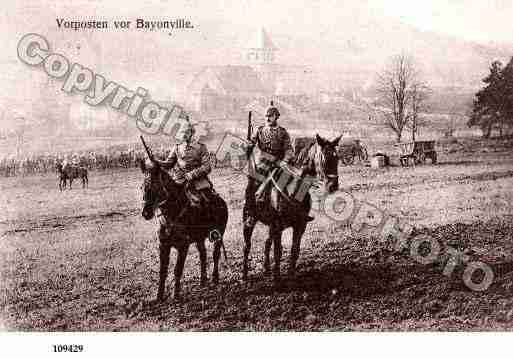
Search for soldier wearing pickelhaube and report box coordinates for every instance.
[244,101,313,225]
[248,101,294,164]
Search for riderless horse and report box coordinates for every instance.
[243,133,341,284]
[139,158,229,301]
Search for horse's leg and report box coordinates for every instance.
[270,225,283,285]
[264,237,272,275]
[212,240,221,285]
[242,220,256,281]
[69,177,73,189]
[213,199,228,285]
[173,244,189,301]
[289,223,307,276]
[195,240,208,287]
[157,242,171,301]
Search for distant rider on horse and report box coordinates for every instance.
[244,101,314,226]
[155,117,216,208]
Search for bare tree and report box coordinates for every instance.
[375,54,429,142]
[408,81,431,141]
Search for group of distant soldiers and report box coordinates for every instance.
[0,148,168,177]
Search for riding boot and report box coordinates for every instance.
[185,187,202,208]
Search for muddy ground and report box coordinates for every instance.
[1,137,512,331]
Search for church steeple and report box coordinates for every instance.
[245,27,277,64]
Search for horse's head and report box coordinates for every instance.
[139,158,180,220]
[313,134,341,193]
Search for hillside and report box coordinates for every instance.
[1,2,510,150]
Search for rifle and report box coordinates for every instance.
[140,135,155,163]
[246,111,253,159]
[247,111,252,142]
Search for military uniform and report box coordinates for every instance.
[161,141,211,185]
[244,103,302,224]
[71,154,80,166]
[159,138,215,208]
[251,125,294,164]
[62,156,70,169]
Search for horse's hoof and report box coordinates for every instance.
[273,276,281,283]
[273,279,282,289]
[148,298,163,307]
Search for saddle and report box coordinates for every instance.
[185,177,217,209]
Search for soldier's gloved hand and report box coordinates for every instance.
[242,141,255,150]
[184,172,194,182]
[244,141,255,156]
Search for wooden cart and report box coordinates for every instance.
[337,139,369,165]
[395,140,437,167]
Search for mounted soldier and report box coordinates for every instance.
[61,154,70,170]
[155,117,216,208]
[242,101,327,283]
[71,152,81,167]
[244,101,314,227]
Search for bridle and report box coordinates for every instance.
[306,142,339,188]
[146,167,193,229]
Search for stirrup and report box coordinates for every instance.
[209,229,222,243]
[244,216,257,227]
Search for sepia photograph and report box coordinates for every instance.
[1,1,513,352]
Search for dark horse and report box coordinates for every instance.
[296,134,341,193]
[56,163,88,190]
[243,133,341,283]
[139,159,229,301]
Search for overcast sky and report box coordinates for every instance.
[3,0,513,45]
[93,0,513,45]
[367,0,513,44]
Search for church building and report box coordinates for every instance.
[185,28,316,122]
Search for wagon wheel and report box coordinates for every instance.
[341,151,355,165]
[418,152,426,164]
[360,147,369,162]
